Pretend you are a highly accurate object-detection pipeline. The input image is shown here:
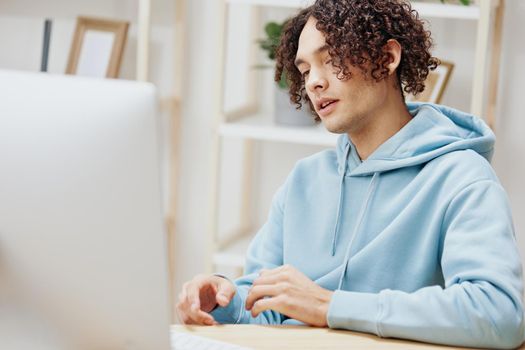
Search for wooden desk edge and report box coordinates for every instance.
[172,324,524,349]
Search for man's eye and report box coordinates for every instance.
[325,59,333,65]
[302,70,310,78]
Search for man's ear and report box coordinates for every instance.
[384,39,402,75]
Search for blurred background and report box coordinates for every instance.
[0,0,523,324]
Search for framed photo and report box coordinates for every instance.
[66,17,129,79]
[407,60,454,104]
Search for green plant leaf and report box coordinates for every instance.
[258,21,285,61]
[265,22,282,39]
[251,64,273,69]
[278,71,288,89]
[439,0,471,5]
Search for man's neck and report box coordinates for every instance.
[348,94,412,161]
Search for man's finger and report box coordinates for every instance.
[258,264,294,277]
[181,283,190,303]
[180,300,215,325]
[186,281,202,311]
[178,284,194,314]
[216,278,236,307]
[258,268,269,275]
[192,309,217,325]
[181,315,194,325]
[176,302,197,325]
[251,296,282,318]
[252,273,283,287]
[258,267,279,277]
[245,284,280,311]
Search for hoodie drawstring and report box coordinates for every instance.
[337,172,380,290]
[331,143,351,256]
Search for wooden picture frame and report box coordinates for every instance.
[66,17,129,78]
[407,60,454,104]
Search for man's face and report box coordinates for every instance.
[295,17,389,134]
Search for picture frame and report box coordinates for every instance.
[66,17,129,79]
[406,60,454,104]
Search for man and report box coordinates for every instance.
[177,0,524,348]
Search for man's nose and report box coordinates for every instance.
[306,70,328,93]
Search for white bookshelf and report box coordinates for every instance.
[0,0,152,81]
[227,0,315,9]
[209,0,504,275]
[412,2,480,19]
[219,113,337,146]
[226,0,483,20]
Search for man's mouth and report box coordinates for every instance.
[317,98,339,116]
[320,100,336,109]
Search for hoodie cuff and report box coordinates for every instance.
[327,289,383,336]
[209,275,244,324]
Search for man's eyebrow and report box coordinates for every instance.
[294,44,330,67]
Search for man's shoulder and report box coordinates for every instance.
[293,148,338,173]
[428,149,498,184]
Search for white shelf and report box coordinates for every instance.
[226,0,481,20]
[219,113,338,146]
[412,2,480,20]
[213,234,253,268]
[227,0,314,9]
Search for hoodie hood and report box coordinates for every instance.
[336,102,495,177]
[329,102,496,256]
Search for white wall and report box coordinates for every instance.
[492,0,525,257]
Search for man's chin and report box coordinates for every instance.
[321,120,347,134]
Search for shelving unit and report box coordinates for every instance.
[208,0,505,275]
[136,0,152,81]
[228,0,481,19]
[219,113,337,146]
[0,0,153,81]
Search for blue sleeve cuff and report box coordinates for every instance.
[209,284,245,324]
[327,289,384,336]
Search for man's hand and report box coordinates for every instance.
[245,265,333,327]
[176,274,236,325]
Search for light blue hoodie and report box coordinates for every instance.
[211,103,525,349]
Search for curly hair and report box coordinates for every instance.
[275,0,439,118]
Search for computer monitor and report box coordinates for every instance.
[0,69,171,350]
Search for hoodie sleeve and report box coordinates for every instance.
[210,182,288,325]
[327,179,525,349]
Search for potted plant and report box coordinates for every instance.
[440,0,472,4]
[257,21,316,127]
